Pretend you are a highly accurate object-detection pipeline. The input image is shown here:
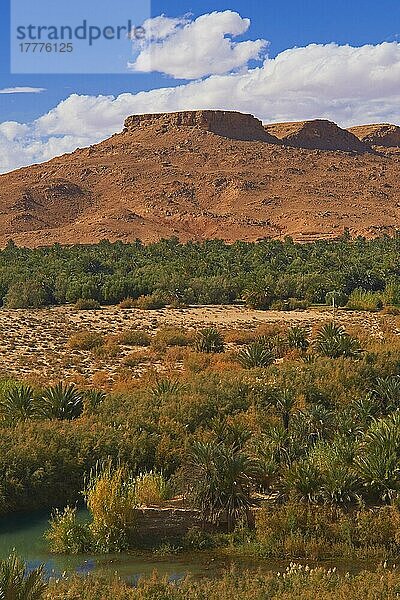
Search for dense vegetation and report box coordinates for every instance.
[1,315,400,559]
[4,236,400,597]
[2,553,400,600]
[2,235,400,309]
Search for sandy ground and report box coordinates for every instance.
[0,305,387,385]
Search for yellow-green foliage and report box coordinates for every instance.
[115,329,151,346]
[347,288,383,311]
[68,331,104,350]
[152,326,193,349]
[46,506,91,554]
[255,502,400,559]
[134,471,172,506]
[45,566,400,600]
[84,463,138,552]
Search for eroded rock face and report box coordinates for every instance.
[264,119,371,153]
[348,124,400,148]
[124,110,277,142]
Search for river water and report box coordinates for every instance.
[0,509,380,582]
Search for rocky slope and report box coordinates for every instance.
[348,124,400,148]
[1,110,400,247]
[264,119,370,152]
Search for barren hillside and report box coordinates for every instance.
[1,109,400,247]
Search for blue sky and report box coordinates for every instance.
[1,0,399,122]
[0,0,399,173]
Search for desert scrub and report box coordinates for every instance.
[74,298,102,311]
[152,326,193,349]
[68,331,105,350]
[134,293,166,310]
[119,297,136,309]
[115,329,151,347]
[46,506,91,553]
[122,350,152,367]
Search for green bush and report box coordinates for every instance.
[46,506,91,554]
[116,329,151,346]
[75,298,101,310]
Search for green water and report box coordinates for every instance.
[0,510,380,582]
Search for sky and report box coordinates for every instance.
[0,0,400,173]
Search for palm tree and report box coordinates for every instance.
[0,553,46,599]
[237,339,275,368]
[41,382,83,420]
[355,413,400,502]
[0,385,38,423]
[187,441,257,531]
[371,376,400,413]
[314,322,361,358]
[287,326,309,350]
[194,328,225,353]
[275,388,296,431]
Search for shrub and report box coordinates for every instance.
[68,331,105,350]
[347,289,383,311]
[381,305,400,315]
[194,328,225,353]
[74,298,101,311]
[84,463,138,552]
[115,329,151,347]
[287,326,309,350]
[122,351,151,367]
[46,506,91,554]
[270,299,309,311]
[134,472,172,506]
[152,326,193,349]
[151,378,183,398]
[243,289,273,310]
[314,322,362,358]
[118,297,136,309]
[0,384,39,423]
[134,293,166,310]
[4,280,52,309]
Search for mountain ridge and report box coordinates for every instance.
[1,109,399,247]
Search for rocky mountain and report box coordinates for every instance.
[1,110,399,247]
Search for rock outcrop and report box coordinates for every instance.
[0,110,399,247]
[264,119,370,153]
[348,124,400,148]
[124,110,277,142]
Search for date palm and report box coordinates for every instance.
[186,440,257,531]
[194,328,224,354]
[314,322,361,359]
[41,382,83,420]
[0,385,38,423]
[371,376,400,413]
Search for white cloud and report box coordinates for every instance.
[1,16,400,175]
[129,11,268,79]
[0,87,45,94]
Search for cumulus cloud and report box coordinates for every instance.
[0,87,45,94]
[1,21,400,174]
[129,11,268,79]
